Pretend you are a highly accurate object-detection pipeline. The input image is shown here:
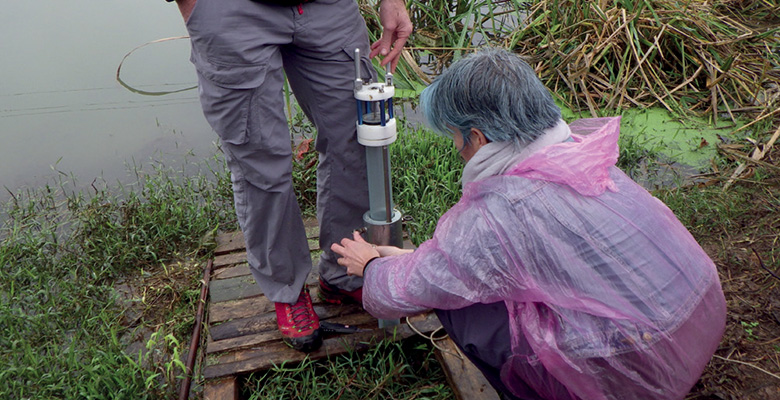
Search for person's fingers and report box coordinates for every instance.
[330,242,345,255]
[385,51,401,71]
[369,35,408,71]
[369,40,383,60]
[391,36,408,54]
[353,231,369,244]
[369,36,391,60]
[330,234,379,277]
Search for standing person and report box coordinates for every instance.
[332,48,726,399]
[169,0,412,352]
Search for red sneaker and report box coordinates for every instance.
[274,288,322,352]
[318,278,363,305]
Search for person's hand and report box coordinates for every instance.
[331,231,381,277]
[375,244,413,257]
[369,0,412,72]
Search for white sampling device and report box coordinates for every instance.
[354,49,403,328]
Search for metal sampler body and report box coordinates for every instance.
[354,49,402,328]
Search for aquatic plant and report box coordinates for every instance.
[361,0,780,124]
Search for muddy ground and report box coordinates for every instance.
[687,145,780,400]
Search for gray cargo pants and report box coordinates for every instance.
[185,0,373,303]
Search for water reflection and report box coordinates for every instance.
[0,1,213,204]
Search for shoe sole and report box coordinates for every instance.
[283,328,323,353]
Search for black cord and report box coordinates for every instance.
[753,248,780,282]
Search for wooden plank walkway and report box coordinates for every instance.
[202,222,498,400]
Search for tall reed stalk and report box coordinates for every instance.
[362,0,780,124]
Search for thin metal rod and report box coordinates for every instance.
[354,49,361,81]
[178,258,213,400]
[381,145,392,223]
[385,63,393,86]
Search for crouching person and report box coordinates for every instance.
[331,47,726,400]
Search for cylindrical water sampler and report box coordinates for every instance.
[354,49,402,328]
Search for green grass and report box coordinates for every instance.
[0,154,234,399]
[391,125,463,245]
[3,0,778,396]
[242,337,452,399]
[0,129,463,399]
[2,108,776,399]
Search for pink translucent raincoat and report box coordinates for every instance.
[364,117,726,399]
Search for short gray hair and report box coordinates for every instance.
[420,47,561,145]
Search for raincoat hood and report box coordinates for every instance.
[503,117,620,196]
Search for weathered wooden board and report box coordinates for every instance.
[208,295,273,325]
[208,275,262,303]
[435,337,500,400]
[203,312,442,380]
[209,300,363,342]
[215,224,321,253]
[212,251,249,270]
[207,311,378,354]
[214,218,320,261]
[203,376,238,400]
[207,285,324,323]
[205,227,498,400]
[212,263,251,280]
[209,311,278,342]
[215,231,246,256]
[205,330,279,356]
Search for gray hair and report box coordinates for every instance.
[420,47,561,145]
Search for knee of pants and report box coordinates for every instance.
[223,142,295,193]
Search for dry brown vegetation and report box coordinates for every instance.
[398,1,780,398]
[507,0,780,122]
[679,143,780,399]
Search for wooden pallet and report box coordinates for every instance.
[202,224,498,400]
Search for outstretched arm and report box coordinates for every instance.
[331,231,413,277]
[369,0,413,72]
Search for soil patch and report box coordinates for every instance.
[686,146,780,400]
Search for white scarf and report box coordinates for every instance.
[461,119,573,185]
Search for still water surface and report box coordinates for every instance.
[0,1,213,203]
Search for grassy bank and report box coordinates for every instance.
[2,113,779,399]
[0,156,235,399]
[0,130,466,399]
[2,0,778,397]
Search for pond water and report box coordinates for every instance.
[0,1,212,203]
[1,1,729,208]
